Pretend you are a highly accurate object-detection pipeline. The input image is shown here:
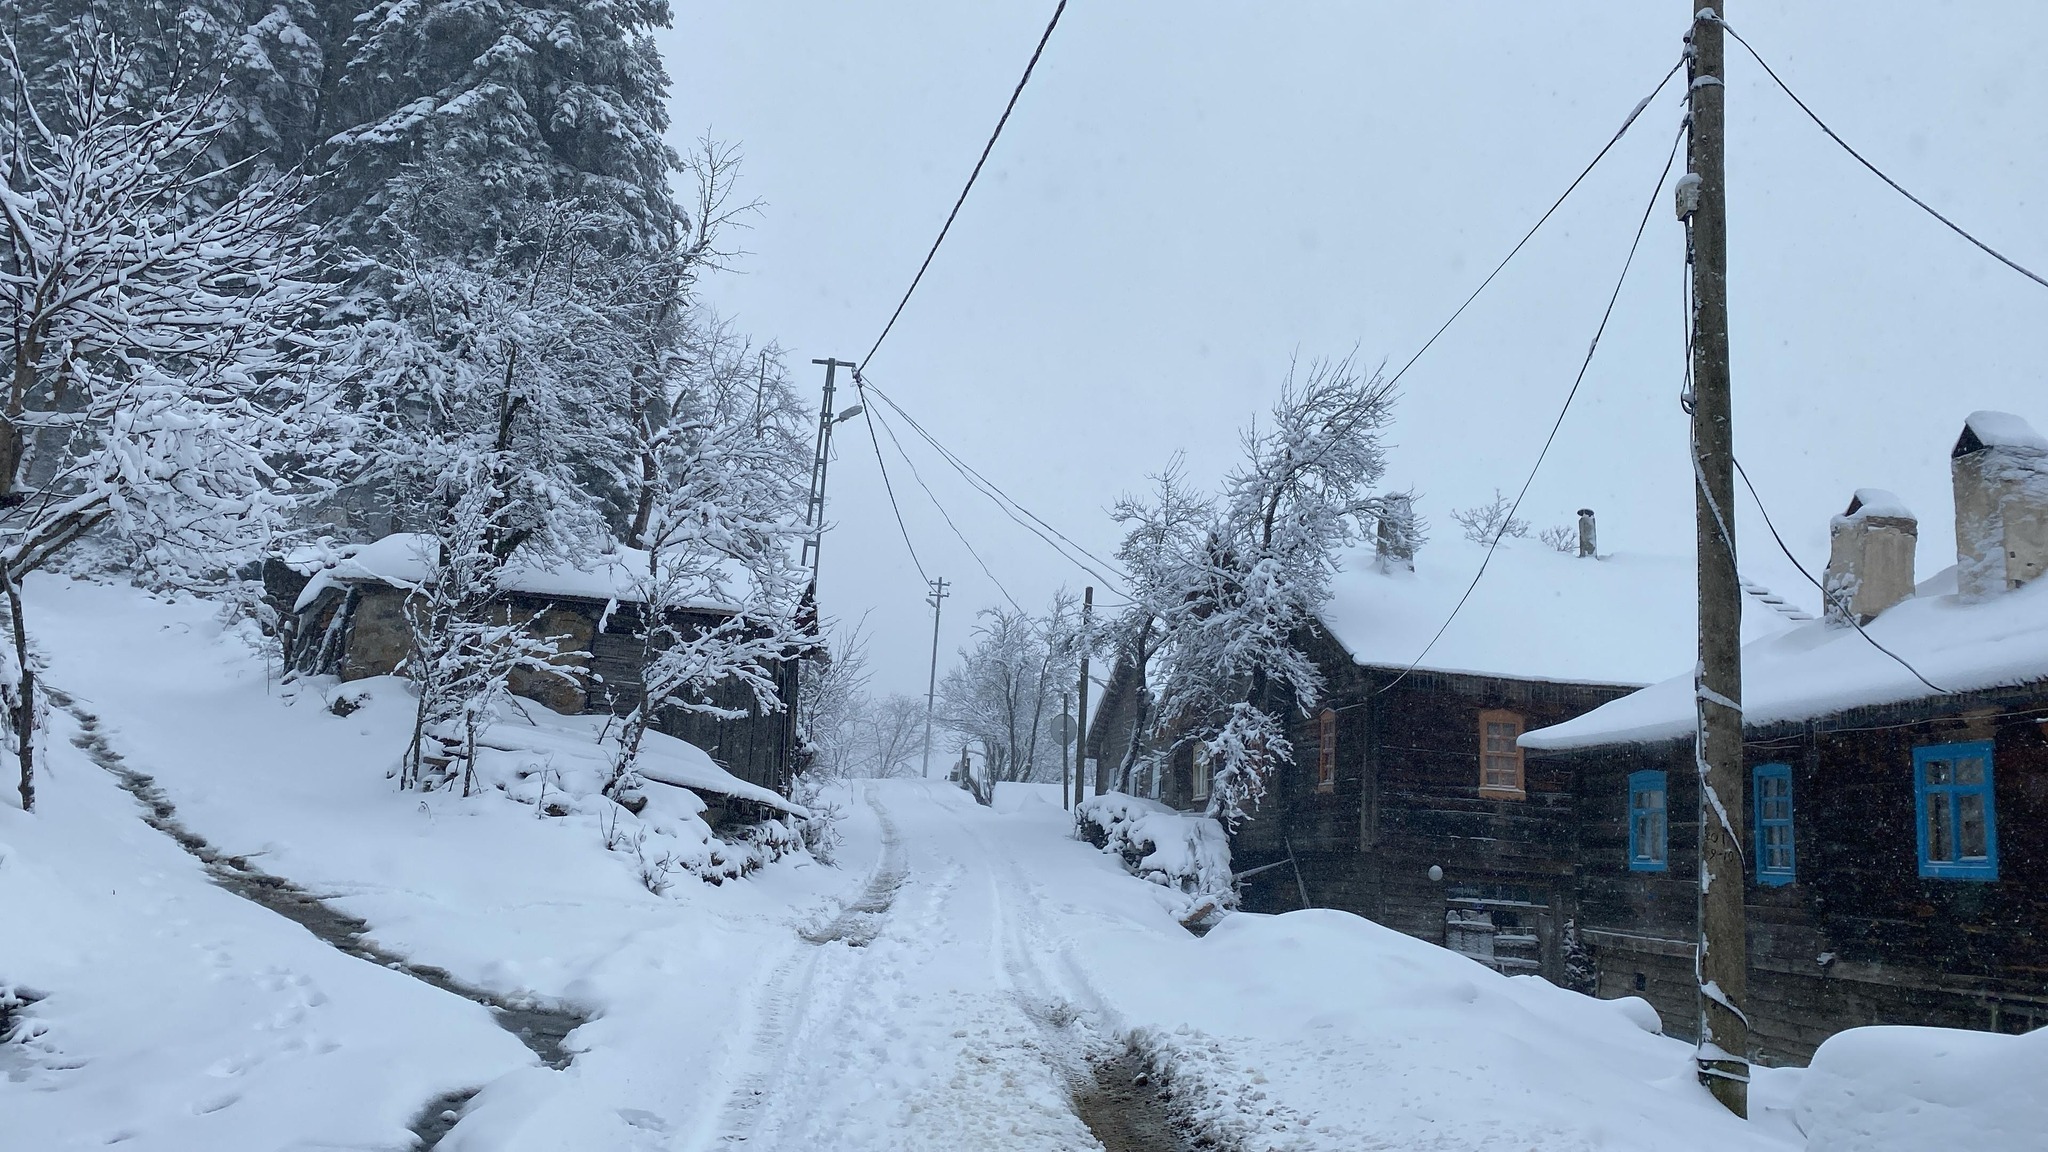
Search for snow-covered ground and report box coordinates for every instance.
[5,576,2036,1150]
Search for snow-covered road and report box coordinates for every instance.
[5,578,1831,1151]
[689,781,1122,1151]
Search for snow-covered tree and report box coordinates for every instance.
[1106,461,1212,792]
[1148,354,1401,824]
[0,39,334,809]
[796,622,871,781]
[601,336,810,802]
[321,0,683,256]
[4,3,330,181]
[939,592,1086,798]
[861,693,927,779]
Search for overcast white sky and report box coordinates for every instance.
[656,3,2048,697]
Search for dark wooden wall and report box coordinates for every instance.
[1232,622,1637,984]
[1569,689,2048,1063]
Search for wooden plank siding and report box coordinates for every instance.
[1566,687,2048,1063]
[1229,621,1639,987]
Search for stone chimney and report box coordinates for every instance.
[1823,489,1916,624]
[1575,508,1597,558]
[1376,493,1418,572]
[1951,411,2048,601]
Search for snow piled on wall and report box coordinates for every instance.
[1794,1024,2048,1151]
[1075,792,1234,918]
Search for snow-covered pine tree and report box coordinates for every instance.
[5,2,332,182]
[321,0,682,257]
[0,39,335,809]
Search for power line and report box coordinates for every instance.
[843,52,1681,619]
[1731,457,1948,696]
[865,395,1025,612]
[862,0,1068,369]
[855,371,1136,599]
[1375,121,1688,697]
[1284,57,1685,483]
[1717,18,2048,292]
[851,396,930,585]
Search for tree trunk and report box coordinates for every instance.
[7,579,35,812]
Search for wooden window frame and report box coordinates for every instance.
[1914,741,1998,881]
[1628,769,1668,872]
[1316,708,1338,793]
[1753,762,1796,886]
[1191,747,1211,803]
[1478,709,1526,799]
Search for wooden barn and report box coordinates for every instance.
[1523,411,2048,1063]
[273,533,801,796]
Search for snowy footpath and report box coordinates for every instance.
[7,577,2034,1150]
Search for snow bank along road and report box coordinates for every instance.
[3,579,1824,1151]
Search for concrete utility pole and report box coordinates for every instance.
[801,358,861,580]
[1072,586,1093,809]
[920,576,949,778]
[1684,5,1750,1116]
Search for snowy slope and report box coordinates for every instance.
[1320,538,1790,685]
[0,707,533,1150]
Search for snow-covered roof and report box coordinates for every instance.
[1318,537,1788,686]
[1522,566,2048,751]
[290,533,738,614]
[470,715,808,816]
[1958,409,2048,454]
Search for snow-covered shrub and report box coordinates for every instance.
[1539,524,1577,554]
[789,770,845,865]
[1076,793,1234,920]
[347,678,815,886]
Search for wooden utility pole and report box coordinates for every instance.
[920,576,949,778]
[1685,4,1750,1116]
[1060,690,1074,810]
[1073,586,1092,809]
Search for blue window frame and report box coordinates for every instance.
[1628,770,1668,872]
[1914,741,1997,881]
[1753,763,1795,886]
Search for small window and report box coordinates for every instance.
[1753,763,1795,886]
[1191,747,1211,803]
[1316,708,1338,791]
[1628,770,1668,872]
[1479,710,1525,797]
[1915,741,1997,881]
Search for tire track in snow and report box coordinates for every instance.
[694,782,909,1148]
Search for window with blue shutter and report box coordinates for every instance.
[1914,741,1997,880]
[1753,763,1795,886]
[1628,770,1668,872]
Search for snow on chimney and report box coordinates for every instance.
[1823,489,1916,624]
[1951,411,2048,601]
[1575,508,1597,558]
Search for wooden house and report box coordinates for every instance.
[1522,412,2048,1063]
[273,533,801,797]
[1118,520,1792,986]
